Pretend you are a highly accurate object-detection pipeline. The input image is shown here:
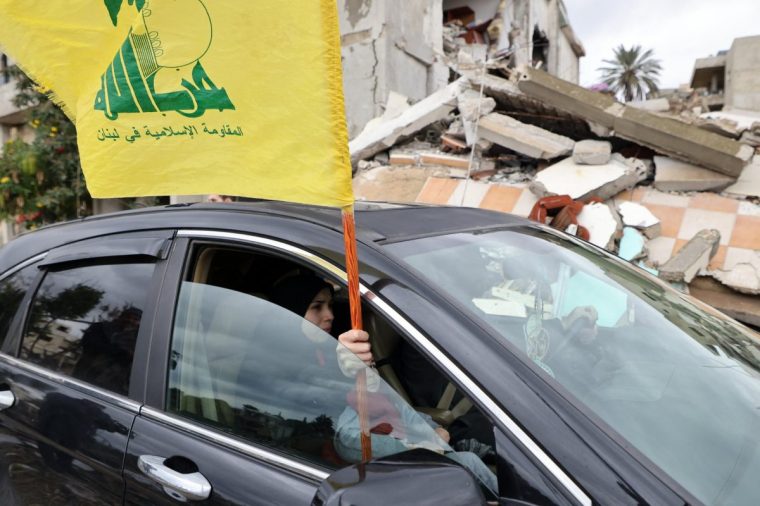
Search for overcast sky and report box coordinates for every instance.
[562,0,760,89]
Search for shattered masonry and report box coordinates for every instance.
[347,6,760,326]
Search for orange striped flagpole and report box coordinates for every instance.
[342,205,372,461]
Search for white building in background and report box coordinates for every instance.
[0,54,33,146]
[691,35,760,113]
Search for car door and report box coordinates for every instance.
[123,231,587,505]
[0,231,172,505]
[123,236,361,504]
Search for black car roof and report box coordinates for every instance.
[0,201,527,274]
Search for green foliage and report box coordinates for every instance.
[0,66,92,229]
[37,284,104,322]
[597,45,663,102]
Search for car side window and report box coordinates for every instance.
[20,262,155,395]
[0,263,39,346]
[165,246,498,495]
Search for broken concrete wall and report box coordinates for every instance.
[339,0,448,138]
[553,22,580,84]
[453,0,581,84]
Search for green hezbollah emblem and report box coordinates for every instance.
[95,0,234,120]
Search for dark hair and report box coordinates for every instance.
[270,274,333,317]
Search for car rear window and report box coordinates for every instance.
[20,262,155,396]
[0,263,40,347]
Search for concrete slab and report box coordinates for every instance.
[477,113,575,160]
[349,78,467,163]
[572,140,611,165]
[659,229,721,283]
[516,66,752,177]
[653,156,736,192]
[530,154,648,201]
[457,88,496,146]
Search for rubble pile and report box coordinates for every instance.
[350,40,760,327]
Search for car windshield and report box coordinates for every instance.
[386,226,760,506]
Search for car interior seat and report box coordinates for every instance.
[363,310,413,405]
[364,308,472,427]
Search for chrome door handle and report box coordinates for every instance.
[0,389,15,410]
[137,455,212,502]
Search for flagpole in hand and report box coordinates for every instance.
[342,205,372,461]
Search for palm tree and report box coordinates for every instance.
[598,45,663,102]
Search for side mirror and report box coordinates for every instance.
[312,449,487,506]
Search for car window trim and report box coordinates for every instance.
[40,236,172,268]
[0,352,142,413]
[176,229,591,506]
[0,253,47,282]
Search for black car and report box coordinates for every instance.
[0,201,758,505]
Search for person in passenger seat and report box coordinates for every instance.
[270,274,369,354]
[271,275,497,492]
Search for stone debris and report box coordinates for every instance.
[349,78,467,164]
[709,249,760,295]
[739,130,760,148]
[628,98,670,112]
[619,227,647,261]
[477,112,575,159]
[653,156,736,192]
[617,201,661,239]
[572,140,612,165]
[659,229,721,283]
[576,202,622,251]
[346,35,760,319]
[457,89,496,145]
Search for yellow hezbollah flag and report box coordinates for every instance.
[0,0,354,207]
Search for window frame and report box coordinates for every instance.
[7,232,175,403]
[0,254,47,356]
[141,229,591,505]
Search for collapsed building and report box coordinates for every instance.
[348,21,760,327]
[338,0,585,138]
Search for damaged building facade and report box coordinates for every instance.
[350,52,760,328]
[338,0,585,137]
[690,35,760,113]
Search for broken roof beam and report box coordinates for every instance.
[515,67,753,177]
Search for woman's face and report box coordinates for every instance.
[304,287,334,334]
